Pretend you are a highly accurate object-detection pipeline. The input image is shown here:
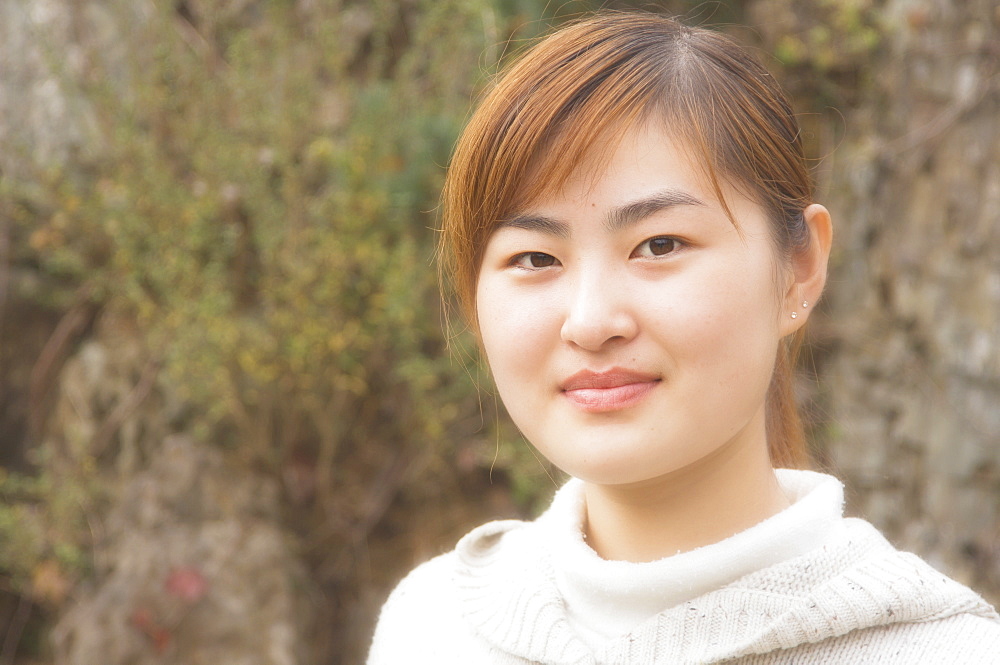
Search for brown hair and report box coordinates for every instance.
[440,12,812,468]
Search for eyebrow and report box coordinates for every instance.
[496,213,571,239]
[606,189,706,232]
[499,189,705,238]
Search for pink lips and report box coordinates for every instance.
[560,368,660,413]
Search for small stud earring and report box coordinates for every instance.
[790,311,798,319]
[801,300,810,308]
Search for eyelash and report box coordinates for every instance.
[508,236,684,270]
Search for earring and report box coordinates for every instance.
[790,311,798,319]
[801,300,810,308]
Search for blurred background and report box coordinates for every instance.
[0,0,997,663]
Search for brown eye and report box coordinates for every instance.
[632,236,681,259]
[529,253,555,267]
[512,252,557,269]
[648,237,676,256]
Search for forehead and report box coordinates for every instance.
[512,121,717,217]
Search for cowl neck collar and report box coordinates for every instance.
[453,470,998,664]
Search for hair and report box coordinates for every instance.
[440,11,813,468]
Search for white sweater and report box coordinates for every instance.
[368,470,1000,664]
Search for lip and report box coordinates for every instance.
[560,368,661,413]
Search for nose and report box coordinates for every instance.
[559,269,638,351]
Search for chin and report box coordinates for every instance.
[549,447,688,487]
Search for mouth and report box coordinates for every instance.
[560,368,661,413]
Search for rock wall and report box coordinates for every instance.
[43,317,314,665]
[0,1,122,179]
[826,0,1000,599]
[51,438,311,665]
[752,0,1000,601]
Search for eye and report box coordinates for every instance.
[632,236,681,258]
[510,252,558,269]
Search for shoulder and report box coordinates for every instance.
[367,550,481,665]
[377,549,460,616]
[756,614,1000,664]
[718,516,1000,663]
[366,518,536,665]
[804,517,1000,662]
[367,552,457,663]
[818,518,1000,626]
[876,613,1000,662]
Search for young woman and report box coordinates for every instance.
[368,12,1000,664]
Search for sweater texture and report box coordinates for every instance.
[368,470,1000,664]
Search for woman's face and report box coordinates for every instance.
[475,123,798,486]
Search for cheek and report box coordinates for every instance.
[476,278,558,381]
[658,258,781,377]
[476,278,514,355]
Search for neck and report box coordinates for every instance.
[581,418,789,563]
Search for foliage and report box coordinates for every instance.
[33,3,462,452]
[4,0,564,660]
[0,460,94,609]
[16,0,569,500]
[764,0,884,109]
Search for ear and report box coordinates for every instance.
[780,203,833,336]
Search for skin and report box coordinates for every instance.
[475,122,832,562]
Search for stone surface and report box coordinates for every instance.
[49,431,312,665]
[1,1,105,179]
[751,0,1000,602]
[27,312,313,665]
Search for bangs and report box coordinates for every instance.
[464,16,688,225]
[497,61,661,216]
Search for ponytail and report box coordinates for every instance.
[766,332,810,468]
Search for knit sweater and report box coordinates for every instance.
[368,470,1000,664]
